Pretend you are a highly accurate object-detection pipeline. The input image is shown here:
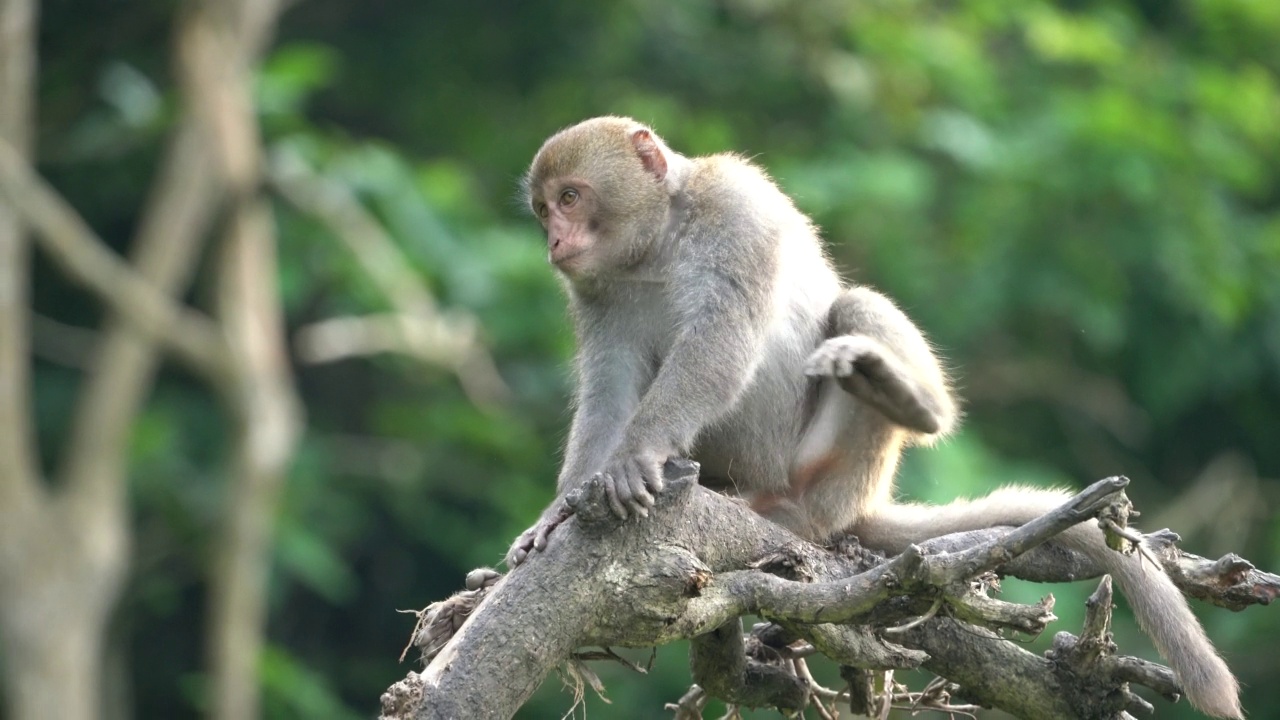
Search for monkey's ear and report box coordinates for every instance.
[631,129,668,181]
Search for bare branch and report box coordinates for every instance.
[0,138,230,379]
[387,466,1271,720]
[669,476,1127,632]
[690,618,807,711]
[29,313,97,369]
[0,0,35,155]
[294,312,481,370]
[268,148,510,407]
[1145,529,1280,610]
[1043,576,1181,717]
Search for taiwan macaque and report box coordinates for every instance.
[507,116,1241,718]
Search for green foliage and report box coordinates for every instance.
[259,647,363,720]
[25,0,1280,717]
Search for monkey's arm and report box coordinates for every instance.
[596,224,777,518]
[506,332,643,566]
[806,286,957,437]
[557,338,645,493]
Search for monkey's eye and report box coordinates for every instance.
[559,188,579,207]
[535,203,549,219]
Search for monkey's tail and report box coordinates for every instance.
[854,486,1243,719]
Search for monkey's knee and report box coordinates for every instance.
[828,287,902,333]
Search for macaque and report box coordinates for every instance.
[508,116,1241,718]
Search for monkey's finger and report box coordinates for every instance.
[623,483,650,518]
[611,472,639,516]
[600,473,629,519]
[533,523,554,551]
[646,462,666,494]
[624,466,654,513]
[505,532,530,566]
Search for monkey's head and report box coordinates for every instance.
[524,117,676,279]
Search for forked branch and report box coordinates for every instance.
[382,463,1275,720]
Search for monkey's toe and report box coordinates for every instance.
[806,335,877,378]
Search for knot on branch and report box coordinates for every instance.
[748,546,815,582]
[378,672,425,720]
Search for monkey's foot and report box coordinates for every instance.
[505,500,573,567]
[804,335,944,434]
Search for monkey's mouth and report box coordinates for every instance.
[550,247,587,268]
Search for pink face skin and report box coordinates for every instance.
[534,181,597,274]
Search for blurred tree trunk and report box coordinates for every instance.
[0,1,290,718]
[180,2,297,719]
[0,2,121,720]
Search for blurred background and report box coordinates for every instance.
[1,0,1278,718]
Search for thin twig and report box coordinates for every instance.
[571,647,651,674]
[883,596,944,635]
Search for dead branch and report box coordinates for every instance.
[381,464,1272,720]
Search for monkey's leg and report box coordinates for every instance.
[782,286,956,541]
[804,287,955,437]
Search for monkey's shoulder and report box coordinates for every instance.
[688,152,780,195]
[683,153,806,233]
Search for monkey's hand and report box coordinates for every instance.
[505,499,573,568]
[805,335,945,434]
[596,444,670,520]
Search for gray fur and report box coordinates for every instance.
[508,117,1241,719]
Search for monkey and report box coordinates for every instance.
[506,116,1242,719]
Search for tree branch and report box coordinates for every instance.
[383,466,1272,720]
[0,138,231,381]
[268,148,509,407]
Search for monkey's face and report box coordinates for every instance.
[531,180,603,276]
[525,117,673,280]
